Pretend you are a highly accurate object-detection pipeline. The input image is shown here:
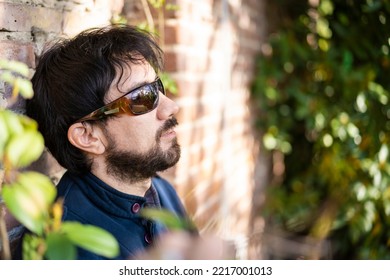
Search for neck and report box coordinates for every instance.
[117,178,152,197]
[91,164,152,197]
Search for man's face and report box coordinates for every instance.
[100,62,180,183]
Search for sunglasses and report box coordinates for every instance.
[76,77,165,122]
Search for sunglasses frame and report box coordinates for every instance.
[75,77,164,123]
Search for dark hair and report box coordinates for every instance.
[26,24,164,174]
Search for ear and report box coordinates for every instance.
[67,122,106,155]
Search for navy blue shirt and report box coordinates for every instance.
[56,171,190,259]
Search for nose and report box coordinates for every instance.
[156,93,179,120]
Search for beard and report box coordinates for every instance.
[104,117,181,184]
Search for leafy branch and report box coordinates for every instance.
[0,60,119,260]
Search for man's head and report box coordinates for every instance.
[26,25,180,181]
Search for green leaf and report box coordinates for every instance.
[0,110,10,157]
[61,222,119,258]
[22,234,45,260]
[0,59,29,77]
[165,4,179,11]
[19,113,39,130]
[14,77,33,99]
[148,0,164,9]
[378,144,389,164]
[2,109,24,136]
[45,232,76,260]
[140,208,195,230]
[2,182,45,235]
[160,72,178,95]
[0,71,15,85]
[1,172,56,235]
[18,171,57,208]
[5,129,44,168]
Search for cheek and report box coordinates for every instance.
[110,118,159,152]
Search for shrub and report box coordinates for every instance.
[252,0,390,259]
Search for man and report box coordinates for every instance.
[25,25,192,259]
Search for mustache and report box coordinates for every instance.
[156,117,179,140]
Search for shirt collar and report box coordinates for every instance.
[76,172,158,218]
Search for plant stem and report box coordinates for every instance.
[158,4,165,49]
[0,169,11,259]
[0,203,11,260]
[141,0,155,32]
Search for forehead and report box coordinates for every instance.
[108,61,156,100]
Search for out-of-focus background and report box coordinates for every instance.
[1,0,389,259]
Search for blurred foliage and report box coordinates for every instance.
[252,0,390,259]
[0,60,119,260]
[0,60,33,101]
[141,208,197,231]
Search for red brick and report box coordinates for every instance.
[164,51,178,72]
[62,8,112,36]
[0,3,62,33]
[164,50,216,73]
[164,24,178,45]
[0,40,35,68]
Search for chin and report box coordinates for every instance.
[161,137,178,149]
[165,141,181,165]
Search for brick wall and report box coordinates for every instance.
[0,0,123,104]
[0,0,124,176]
[160,0,267,258]
[0,0,267,259]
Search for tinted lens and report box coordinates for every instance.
[156,78,165,95]
[129,82,159,114]
[74,78,165,123]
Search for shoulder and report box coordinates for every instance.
[56,171,77,196]
[54,171,89,221]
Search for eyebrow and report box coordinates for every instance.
[108,76,158,103]
[125,76,159,93]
